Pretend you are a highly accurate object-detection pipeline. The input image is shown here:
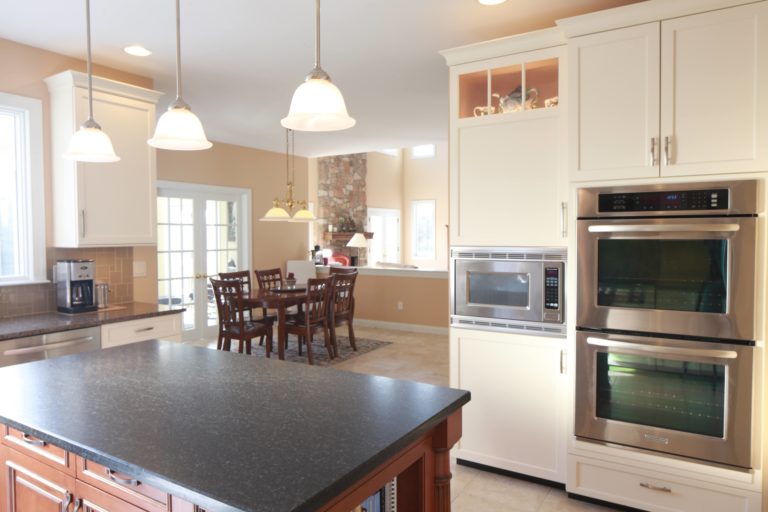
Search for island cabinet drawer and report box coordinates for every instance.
[2,426,75,475]
[570,456,760,512]
[76,456,169,512]
[76,480,148,512]
[101,315,182,348]
[1,444,77,512]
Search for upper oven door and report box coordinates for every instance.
[577,216,756,341]
[454,259,544,322]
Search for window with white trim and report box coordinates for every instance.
[411,200,435,260]
[411,144,435,159]
[0,92,45,285]
[367,208,400,264]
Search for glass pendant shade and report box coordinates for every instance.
[281,78,356,131]
[291,208,316,222]
[64,125,120,162]
[148,105,212,150]
[261,203,291,221]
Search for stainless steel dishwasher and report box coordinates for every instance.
[0,326,101,368]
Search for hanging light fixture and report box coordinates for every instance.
[261,129,316,222]
[281,0,355,132]
[64,0,119,163]
[148,0,212,150]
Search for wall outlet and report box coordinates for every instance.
[133,261,147,277]
[397,301,404,311]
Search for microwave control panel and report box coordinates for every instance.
[598,188,729,213]
[544,267,561,313]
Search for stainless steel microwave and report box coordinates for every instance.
[450,247,566,337]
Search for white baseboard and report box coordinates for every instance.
[355,318,448,335]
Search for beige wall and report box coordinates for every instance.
[402,142,449,270]
[366,150,403,210]
[354,274,448,328]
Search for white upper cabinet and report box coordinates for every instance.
[569,1,768,181]
[45,71,162,247]
[443,32,568,247]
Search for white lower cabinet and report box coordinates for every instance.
[450,328,567,483]
[101,314,182,349]
[568,455,762,512]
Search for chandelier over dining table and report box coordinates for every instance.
[261,129,315,222]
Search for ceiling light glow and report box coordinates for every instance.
[478,0,507,5]
[124,45,152,57]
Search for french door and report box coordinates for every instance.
[157,182,251,341]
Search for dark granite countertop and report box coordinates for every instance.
[0,302,184,341]
[0,340,470,512]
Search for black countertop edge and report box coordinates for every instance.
[0,391,471,512]
[0,303,185,341]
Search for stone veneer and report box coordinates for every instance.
[317,153,369,266]
[0,247,135,318]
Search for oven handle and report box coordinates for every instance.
[586,337,738,360]
[587,224,740,233]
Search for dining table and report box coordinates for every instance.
[241,286,308,360]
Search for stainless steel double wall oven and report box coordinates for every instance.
[575,180,759,468]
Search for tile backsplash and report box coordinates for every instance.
[0,247,135,319]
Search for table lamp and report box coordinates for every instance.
[346,233,368,267]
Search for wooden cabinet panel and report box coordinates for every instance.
[450,329,567,483]
[454,114,564,247]
[568,23,660,181]
[1,446,76,512]
[2,427,74,476]
[76,457,168,512]
[75,480,149,512]
[660,2,768,176]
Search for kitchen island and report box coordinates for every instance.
[0,340,469,511]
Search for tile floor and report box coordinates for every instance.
[199,325,620,511]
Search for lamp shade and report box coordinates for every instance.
[63,126,120,162]
[291,208,316,222]
[281,78,356,132]
[260,204,291,221]
[148,106,212,150]
[346,233,368,248]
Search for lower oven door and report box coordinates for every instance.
[575,330,753,468]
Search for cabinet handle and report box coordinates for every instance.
[663,136,672,166]
[559,202,567,239]
[650,137,658,166]
[560,349,566,374]
[21,433,46,447]
[640,482,672,493]
[61,492,72,512]
[80,209,86,238]
[106,468,141,487]
[72,498,82,512]
[135,326,155,333]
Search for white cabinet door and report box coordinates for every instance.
[45,71,161,247]
[660,2,768,176]
[450,328,567,483]
[454,113,564,247]
[568,23,660,181]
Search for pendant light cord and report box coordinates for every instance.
[85,0,94,122]
[314,0,321,70]
[175,0,183,102]
[285,129,291,186]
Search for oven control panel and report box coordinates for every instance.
[544,267,561,312]
[598,189,729,213]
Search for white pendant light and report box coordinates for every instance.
[261,200,291,221]
[281,0,355,132]
[64,0,119,163]
[148,0,212,150]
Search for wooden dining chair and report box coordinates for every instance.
[210,278,274,356]
[284,276,335,365]
[328,270,358,357]
[220,270,272,349]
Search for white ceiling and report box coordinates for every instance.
[0,0,642,157]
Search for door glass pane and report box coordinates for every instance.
[597,240,727,313]
[468,272,529,308]
[596,352,725,437]
[157,196,195,330]
[205,200,239,327]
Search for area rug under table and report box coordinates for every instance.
[235,335,391,367]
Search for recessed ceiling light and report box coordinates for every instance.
[124,45,152,57]
[478,0,507,5]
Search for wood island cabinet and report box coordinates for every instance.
[44,71,162,247]
[569,1,768,181]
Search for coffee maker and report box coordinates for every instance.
[56,260,97,313]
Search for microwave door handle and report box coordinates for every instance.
[587,224,740,233]
[586,337,738,360]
